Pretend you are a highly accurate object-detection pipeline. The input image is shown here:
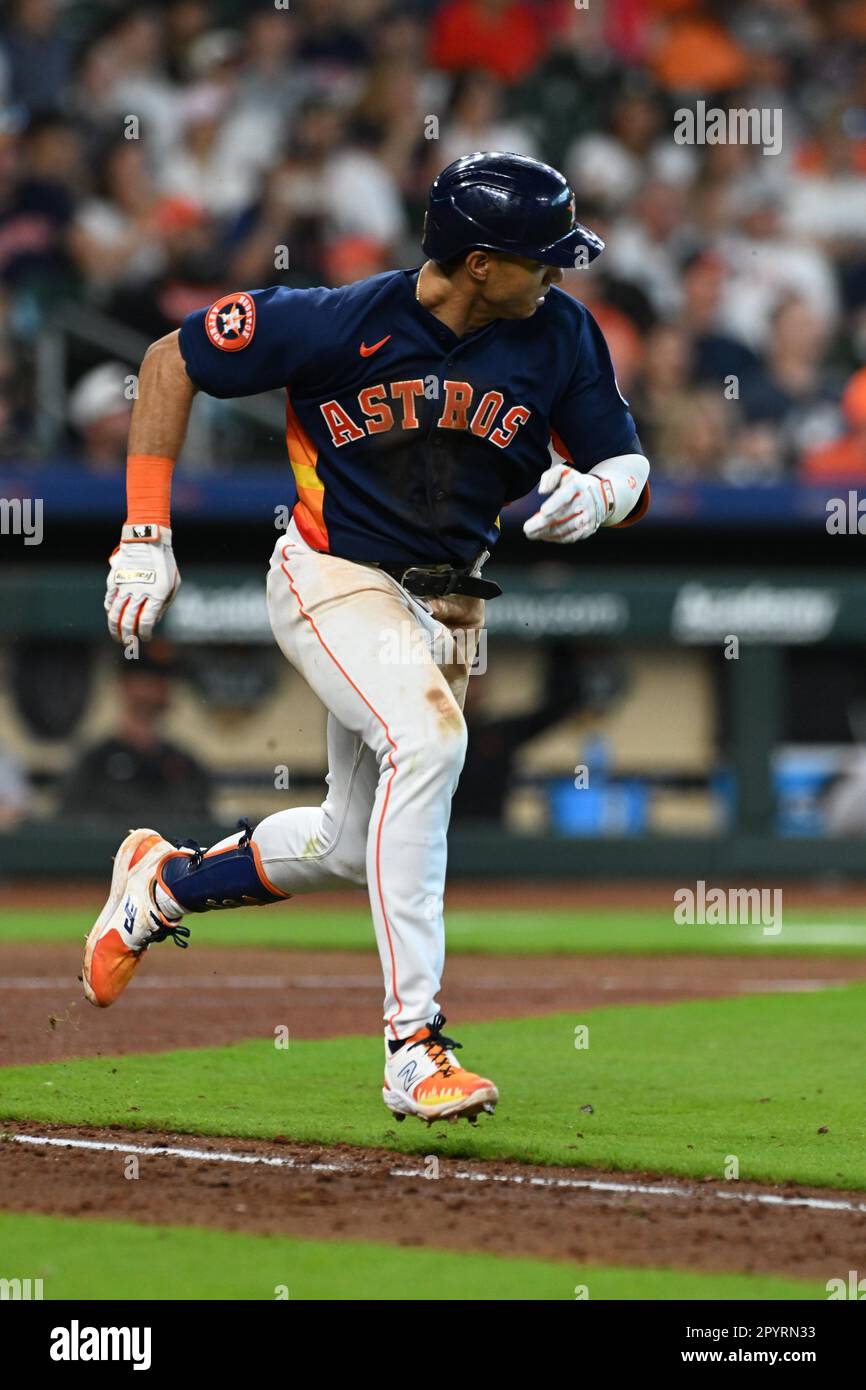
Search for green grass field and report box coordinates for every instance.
[3,988,865,1187]
[0,1212,823,1301]
[5,904,866,954]
[3,901,861,1299]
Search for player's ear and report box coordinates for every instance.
[464,249,491,285]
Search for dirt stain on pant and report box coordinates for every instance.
[426,686,465,737]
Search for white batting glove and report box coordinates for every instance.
[523,463,613,544]
[105,523,180,644]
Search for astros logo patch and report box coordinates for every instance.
[205,292,256,351]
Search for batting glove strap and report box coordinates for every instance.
[588,453,650,526]
[121,522,173,545]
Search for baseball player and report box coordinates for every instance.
[83,152,650,1125]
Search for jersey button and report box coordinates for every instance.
[434,489,446,501]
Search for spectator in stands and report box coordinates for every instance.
[104,193,218,340]
[318,130,408,249]
[352,56,426,191]
[649,2,749,94]
[0,741,30,828]
[506,2,619,170]
[0,108,72,295]
[429,0,546,85]
[59,643,211,827]
[738,297,842,472]
[68,362,133,473]
[163,0,211,81]
[785,118,866,252]
[70,139,168,294]
[296,0,372,73]
[587,300,645,399]
[684,247,761,388]
[67,35,130,160]
[432,70,539,173]
[628,321,696,465]
[0,341,27,457]
[0,0,72,117]
[21,113,88,201]
[93,10,181,163]
[0,0,861,496]
[714,178,838,352]
[228,95,406,284]
[801,366,866,480]
[605,178,692,318]
[654,384,734,482]
[558,265,647,397]
[566,82,695,217]
[159,79,267,219]
[225,98,345,285]
[322,235,389,287]
[236,7,312,133]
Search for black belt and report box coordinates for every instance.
[376,563,502,600]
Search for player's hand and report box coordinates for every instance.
[427,593,485,633]
[523,463,609,544]
[105,524,180,644]
[428,594,485,701]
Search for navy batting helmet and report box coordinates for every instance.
[422,151,604,269]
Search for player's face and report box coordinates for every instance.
[483,253,563,318]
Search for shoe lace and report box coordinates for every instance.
[409,1011,462,1079]
[147,915,191,949]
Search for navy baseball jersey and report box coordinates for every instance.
[179,270,648,568]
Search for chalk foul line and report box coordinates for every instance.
[6,1132,865,1215]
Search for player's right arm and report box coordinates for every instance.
[106,285,334,643]
[105,329,196,644]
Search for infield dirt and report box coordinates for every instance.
[1,1124,862,1282]
[2,944,866,1065]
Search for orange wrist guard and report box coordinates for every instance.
[126,454,174,528]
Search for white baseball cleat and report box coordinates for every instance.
[82,828,190,1008]
[383,1013,499,1124]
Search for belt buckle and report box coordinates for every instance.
[399,565,418,590]
[400,566,452,597]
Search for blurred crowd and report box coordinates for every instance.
[1,0,865,481]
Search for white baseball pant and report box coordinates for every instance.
[211,520,472,1039]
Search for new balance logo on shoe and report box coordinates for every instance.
[397,1059,418,1088]
[122,900,137,935]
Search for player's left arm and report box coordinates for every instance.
[524,304,650,545]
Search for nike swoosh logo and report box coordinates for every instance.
[359,335,391,357]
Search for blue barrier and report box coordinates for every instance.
[0,463,852,528]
